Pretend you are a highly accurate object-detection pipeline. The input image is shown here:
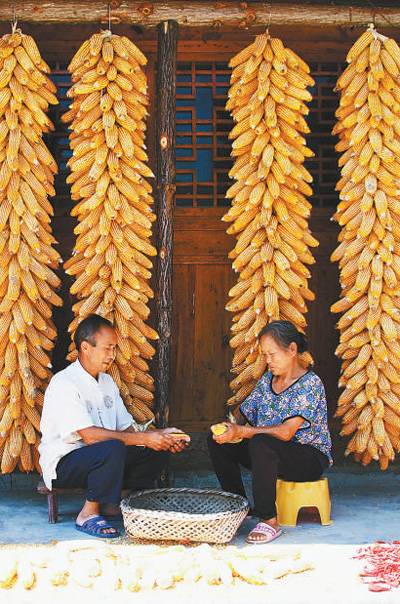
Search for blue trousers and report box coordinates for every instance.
[53,440,169,504]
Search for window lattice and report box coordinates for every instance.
[45,61,344,211]
[175,61,344,209]
[308,62,345,208]
[47,64,73,206]
[176,62,232,208]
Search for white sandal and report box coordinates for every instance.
[246,521,282,544]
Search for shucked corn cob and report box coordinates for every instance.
[0,542,313,591]
[332,24,400,470]
[224,32,318,406]
[0,28,61,474]
[63,30,157,423]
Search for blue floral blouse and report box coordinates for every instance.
[240,370,333,465]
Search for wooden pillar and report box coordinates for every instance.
[154,20,178,430]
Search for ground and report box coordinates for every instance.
[1,467,400,603]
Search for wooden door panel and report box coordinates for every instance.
[191,264,235,429]
[169,264,195,424]
[174,229,232,260]
[171,208,237,429]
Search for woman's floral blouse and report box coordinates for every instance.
[240,370,333,464]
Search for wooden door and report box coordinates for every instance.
[169,57,343,432]
[169,210,235,430]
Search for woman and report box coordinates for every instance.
[208,320,332,544]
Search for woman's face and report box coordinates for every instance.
[259,335,297,376]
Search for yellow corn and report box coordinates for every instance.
[0,30,61,475]
[64,31,157,424]
[332,26,400,468]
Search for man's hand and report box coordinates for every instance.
[142,428,190,452]
[162,427,190,454]
[168,440,188,454]
[212,422,243,444]
[143,430,176,451]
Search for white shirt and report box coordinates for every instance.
[39,359,136,490]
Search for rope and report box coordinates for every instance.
[365,0,398,29]
[11,3,17,33]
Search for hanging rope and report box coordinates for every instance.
[365,0,397,28]
[10,3,17,33]
[265,1,272,34]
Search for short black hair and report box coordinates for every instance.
[259,320,308,353]
[74,314,115,351]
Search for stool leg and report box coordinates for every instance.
[48,492,58,524]
[277,505,300,527]
[316,502,332,526]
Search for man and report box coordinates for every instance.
[39,314,188,538]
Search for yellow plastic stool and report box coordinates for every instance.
[276,477,332,527]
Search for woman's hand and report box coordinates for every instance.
[212,422,243,444]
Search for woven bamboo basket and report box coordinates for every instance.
[121,487,249,544]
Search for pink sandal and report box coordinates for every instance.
[246,522,282,544]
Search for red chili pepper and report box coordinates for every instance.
[369,584,392,592]
[354,542,400,594]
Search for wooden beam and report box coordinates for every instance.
[154,19,178,430]
[0,2,399,28]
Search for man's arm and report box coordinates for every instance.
[77,426,176,451]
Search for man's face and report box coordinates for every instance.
[81,326,117,375]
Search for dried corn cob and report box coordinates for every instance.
[224,32,318,407]
[332,24,400,469]
[0,540,314,591]
[63,30,157,423]
[0,27,60,475]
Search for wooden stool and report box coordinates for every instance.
[276,477,332,527]
[37,481,84,524]
[37,479,160,523]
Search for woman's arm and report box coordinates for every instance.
[212,417,305,444]
[242,417,305,441]
[229,406,248,426]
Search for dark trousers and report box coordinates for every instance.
[208,433,327,519]
[53,440,169,504]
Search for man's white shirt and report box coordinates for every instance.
[39,359,137,490]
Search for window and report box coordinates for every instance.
[176,62,232,207]
[176,60,344,209]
